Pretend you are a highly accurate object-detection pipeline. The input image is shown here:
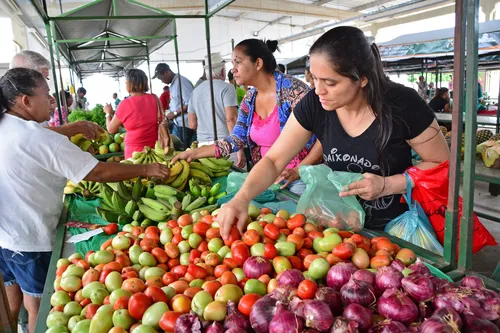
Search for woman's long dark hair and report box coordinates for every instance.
[235,39,279,74]
[0,68,45,121]
[310,26,392,174]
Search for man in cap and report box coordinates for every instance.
[10,50,102,140]
[153,63,195,146]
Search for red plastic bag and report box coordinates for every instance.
[406,161,497,254]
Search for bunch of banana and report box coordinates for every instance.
[165,160,190,191]
[188,179,227,206]
[197,157,233,177]
[97,178,146,225]
[128,142,175,165]
[64,180,101,200]
[70,134,95,154]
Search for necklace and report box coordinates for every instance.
[340,105,371,132]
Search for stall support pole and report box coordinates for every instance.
[53,22,68,113]
[496,74,500,134]
[205,10,218,141]
[173,33,187,150]
[146,44,153,93]
[444,0,466,267]
[46,22,63,125]
[458,0,479,271]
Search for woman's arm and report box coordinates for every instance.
[104,103,122,134]
[188,113,198,131]
[85,162,170,182]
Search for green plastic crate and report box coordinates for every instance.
[424,262,453,282]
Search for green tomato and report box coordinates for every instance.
[112,309,135,330]
[45,325,68,333]
[82,282,105,299]
[232,268,246,282]
[189,279,205,288]
[144,267,166,281]
[308,258,330,279]
[161,286,176,301]
[90,288,109,305]
[57,258,71,269]
[46,312,70,328]
[248,204,260,219]
[68,253,83,261]
[51,290,71,307]
[276,233,287,243]
[133,325,158,333]
[62,265,85,278]
[63,302,82,317]
[275,241,296,257]
[181,225,193,239]
[139,252,157,266]
[214,284,243,303]
[203,301,227,321]
[89,312,112,333]
[93,250,114,265]
[318,233,342,252]
[123,224,133,232]
[178,240,191,254]
[129,245,143,264]
[244,279,266,296]
[191,291,213,317]
[180,252,190,266]
[60,276,82,293]
[188,233,203,249]
[217,245,230,259]
[142,302,169,329]
[67,315,85,332]
[109,289,132,306]
[71,319,91,333]
[104,271,123,292]
[157,222,167,230]
[208,238,223,252]
[250,243,265,257]
[273,256,292,274]
[247,222,263,236]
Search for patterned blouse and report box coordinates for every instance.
[215,71,316,165]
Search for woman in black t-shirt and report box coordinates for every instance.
[428,87,451,113]
[216,27,450,238]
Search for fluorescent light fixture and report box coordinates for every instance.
[395,2,454,19]
[28,28,47,48]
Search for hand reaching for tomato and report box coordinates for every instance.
[217,196,250,240]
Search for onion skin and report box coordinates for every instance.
[408,259,431,276]
[205,322,224,333]
[389,259,405,272]
[460,276,485,289]
[430,277,455,293]
[377,289,418,325]
[289,297,306,318]
[304,300,334,332]
[353,270,375,286]
[174,312,202,333]
[225,328,247,333]
[329,316,360,333]
[269,302,304,333]
[315,287,343,316]
[342,303,373,332]
[327,262,358,290]
[340,278,376,307]
[375,267,403,295]
[224,300,250,331]
[250,295,277,333]
[462,314,500,333]
[401,274,435,302]
[277,269,305,288]
[432,307,462,328]
[420,317,461,333]
[367,320,407,333]
[243,256,272,279]
[270,285,298,305]
[433,291,465,313]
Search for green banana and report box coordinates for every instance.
[154,185,181,197]
[132,210,144,221]
[145,183,156,199]
[214,191,227,200]
[208,197,216,205]
[111,192,127,213]
[133,153,146,164]
[141,198,169,212]
[185,197,207,211]
[132,151,143,160]
[118,215,133,225]
[201,186,209,198]
[209,183,221,197]
[117,181,132,200]
[137,203,168,222]
[131,177,143,201]
[182,194,192,211]
[207,157,233,168]
[79,140,93,152]
[188,204,219,215]
[189,169,212,185]
[125,200,137,216]
[156,199,173,211]
[199,158,227,172]
[100,183,114,208]
[214,170,230,177]
[141,219,153,228]
[189,161,215,177]
[170,160,190,189]
[70,134,84,145]
[96,207,121,222]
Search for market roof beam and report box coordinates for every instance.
[351,0,400,12]
[74,56,147,64]
[53,35,175,44]
[52,14,205,21]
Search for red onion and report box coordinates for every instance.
[433,292,464,313]
[420,317,460,333]
[460,275,485,289]
[462,314,500,333]
[462,296,482,315]
[205,322,224,333]
[315,287,342,316]
[277,269,304,288]
[375,267,403,294]
[269,302,304,333]
[353,270,375,286]
[471,306,500,321]
[342,303,373,332]
[418,301,433,322]
[250,295,277,333]
[481,298,500,316]
[304,300,334,332]
[390,259,405,272]
[225,328,246,333]
[408,323,421,333]
[408,259,431,276]
[289,297,306,318]
[377,289,418,325]
[430,277,455,293]
[224,300,250,331]
[304,329,321,333]
[401,274,435,302]
[326,262,358,290]
[495,318,500,329]
[340,278,376,307]
[432,307,462,328]
[367,320,407,333]
[243,256,272,279]
[270,285,298,305]
[174,312,202,333]
[329,317,359,333]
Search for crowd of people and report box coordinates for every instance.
[0,26,450,333]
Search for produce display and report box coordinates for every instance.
[71,131,125,156]
[68,105,107,128]
[45,206,500,333]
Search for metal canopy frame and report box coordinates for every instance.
[29,0,234,148]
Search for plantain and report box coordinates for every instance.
[207,157,233,168]
[208,197,216,205]
[170,160,190,189]
[188,204,219,215]
[199,158,227,172]
[100,183,114,208]
[137,202,168,222]
[214,191,227,200]
[189,169,212,185]
[125,200,137,216]
[117,181,132,201]
[168,161,184,177]
[189,161,214,177]
[111,192,127,213]
[118,215,133,225]
[181,194,192,211]
[144,182,156,199]
[209,183,221,197]
[141,198,169,212]
[79,140,93,152]
[96,207,121,222]
[131,177,143,201]
[154,184,181,197]
[70,134,84,145]
[185,197,207,212]
[213,170,230,177]
[133,153,146,164]
[132,209,144,222]
[156,199,173,211]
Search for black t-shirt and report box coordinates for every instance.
[294,82,435,229]
[428,96,448,113]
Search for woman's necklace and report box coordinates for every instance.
[341,105,370,132]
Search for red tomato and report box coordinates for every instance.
[273,217,287,229]
[223,258,238,270]
[103,223,119,235]
[242,230,260,246]
[193,222,210,236]
[297,248,313,260]
[333,243,356,259]
[170,265,188,277]
[264,224,280,240]
[140,238,158,252]
[238,294,261,316]
[214,264,230,278]
[224,227,241,247]
[279,229,291,236]
[288,256,303,271]
[114,296,130,310]
[83,304,100,319]
[187,264,208,279]
[230,240,245,250]
[144,286,169,303]
[171,234,184,246]
[164,243,180,259]
[287,214,305,230]
[162,272,178,285]
[197,241,208,253]
[128,293,153,320]
[264,243,278,259]
[178,214,193,227]
[205,228,220,239]
[122,278,146,294]
[202,280,222,298]
[232,244,250,267]
[307,231,324,240]
[297,280,317,299]
[189,250,202,263]
[287,234,304,250]
[167,220,178,228]
[303,254,322,269]
[151,248,169,264]
[184,287,202,299]
[220,271,238,285]
[159,311,182,332]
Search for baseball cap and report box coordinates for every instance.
[153,63,170,79]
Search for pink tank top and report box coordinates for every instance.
[249,106,300,169]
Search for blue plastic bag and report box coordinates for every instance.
[384,173,444,255]
[296,165,365,231]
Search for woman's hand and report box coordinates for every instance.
[171,149,197,163]
[76,121,104,140]
[145,163,171,179]
[218,196,251,240]
[339,173,386,200]
[104,104,113,115]
[274,167,299,189]
[236,150,246,168]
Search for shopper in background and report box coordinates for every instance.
[76,87,88,110]
[215,26,449,239]
[417,75,428,100]
[305,67,315,89]
[428,87,450,113]
[50,90,73,126]
[195,60,207,87]
[188,52,244,164]
[104,69,161,159]
[112,93,121,110]
[0,68,170,333]
[10,50,102,140]
[173,38,324,194]
[153,63,195,146]
[159,85,170,111]
[228,69,247,107]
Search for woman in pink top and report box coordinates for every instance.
[104,69,161,159]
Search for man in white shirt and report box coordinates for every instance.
[153,63,195,147]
